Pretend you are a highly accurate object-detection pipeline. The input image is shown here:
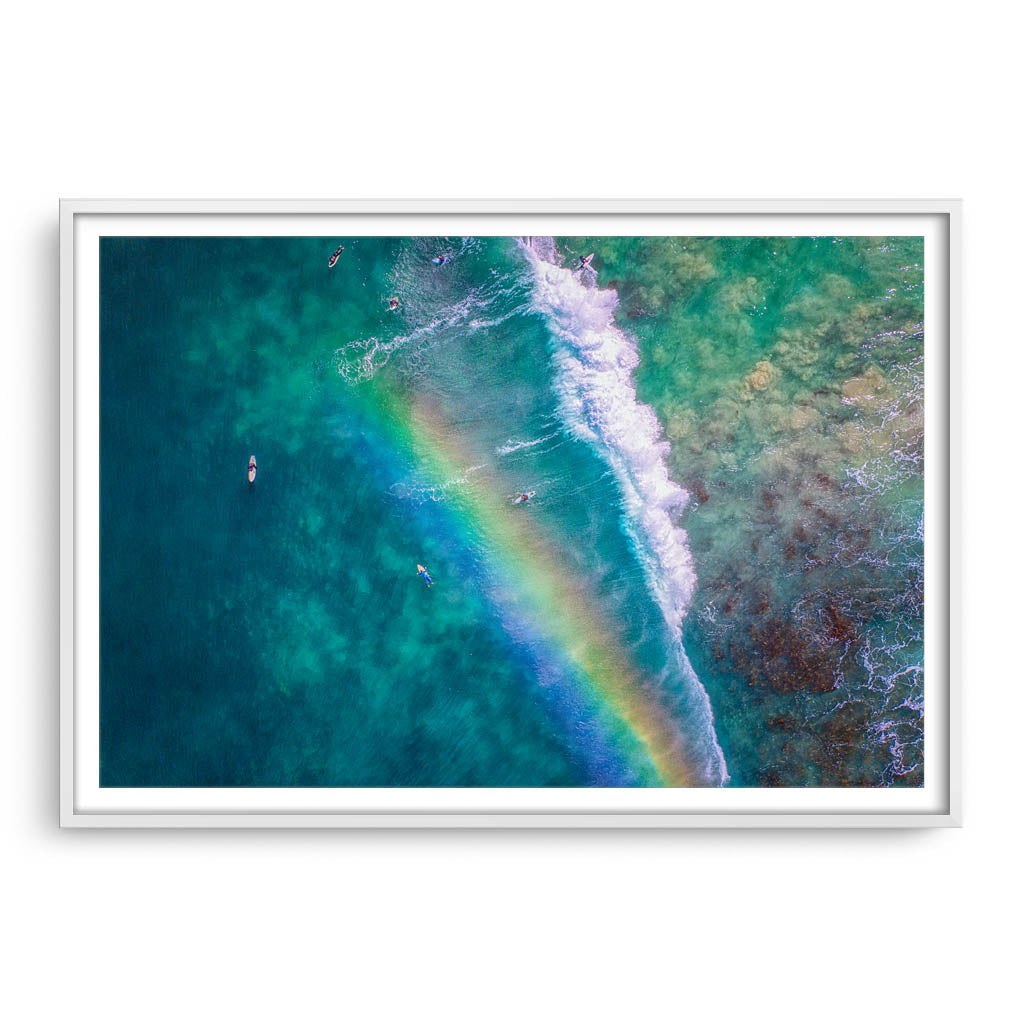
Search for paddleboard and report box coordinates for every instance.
[248,456,257,483]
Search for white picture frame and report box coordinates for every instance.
[60,199,960,828]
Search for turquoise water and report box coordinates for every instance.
[100,234,923,787]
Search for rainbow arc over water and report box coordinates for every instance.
[360,384,696,787]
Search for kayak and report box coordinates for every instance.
[248,456,257,484]
[328,245,344,268]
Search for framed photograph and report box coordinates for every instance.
[60,200,959,827]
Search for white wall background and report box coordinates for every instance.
[3,2,1019,1021]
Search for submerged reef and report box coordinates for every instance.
[563,235,924,786]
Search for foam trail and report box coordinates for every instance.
[520,237,730,785]
[496,432,559,456]
[336,294,482,382]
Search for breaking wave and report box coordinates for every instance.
[519,237,729,785]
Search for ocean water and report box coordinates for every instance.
[100,234,923,787]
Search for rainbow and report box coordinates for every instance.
[354,383,698,787]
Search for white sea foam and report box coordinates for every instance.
[337,289,529,383]
[519,237,729,785]
[337,293,483,382]
[391,464,486,505]
[495,432,559,456]
[336,237,533,384]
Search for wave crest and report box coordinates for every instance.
[519,237,729,785]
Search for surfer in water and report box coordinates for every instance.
[248,456,257,485]
[576,252,595,273]
[387,296,400,311]
[416,564,434,588]
[513,491,536,505]
[431,254,450,266]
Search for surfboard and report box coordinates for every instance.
[248,456,257,483]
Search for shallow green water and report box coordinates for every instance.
[567,235,924,784]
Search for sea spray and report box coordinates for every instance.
[520,237,730,785]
